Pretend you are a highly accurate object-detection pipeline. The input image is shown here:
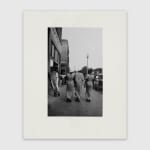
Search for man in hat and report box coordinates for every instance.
[85,70,94,102]
[73,71,84,102]
[66,73,75,102]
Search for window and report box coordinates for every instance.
[51,44,55,57]
[54,50,57,62]
[57,53,60,63]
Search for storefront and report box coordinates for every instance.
[48,28,62,74]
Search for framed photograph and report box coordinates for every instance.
[23,11,127,139]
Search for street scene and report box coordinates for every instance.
[48,28,103,116]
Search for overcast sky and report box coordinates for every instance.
[62,28,102,71]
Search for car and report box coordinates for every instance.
[93,74,103,91]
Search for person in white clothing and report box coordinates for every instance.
[50,67,60,97]
[73,71,84,102]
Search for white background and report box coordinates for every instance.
[0,0,149,150]
[24,11,126,139]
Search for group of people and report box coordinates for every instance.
[66,71,93,102]
[49,67,93,102]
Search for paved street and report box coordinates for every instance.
[48,85,102,116]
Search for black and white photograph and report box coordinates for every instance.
[48,28,103,116]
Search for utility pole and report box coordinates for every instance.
[74,66,76,72]
[86,53,89,76]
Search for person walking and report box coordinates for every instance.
[50,67,60,97]
[85,70,93,102]
[73,71,84,102]
[66,73,75,102]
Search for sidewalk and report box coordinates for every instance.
[48,85,102,116]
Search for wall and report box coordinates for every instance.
[61,39,69,74]
[0,0,150,150]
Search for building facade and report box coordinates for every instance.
[48,28,62,74]
[60,39,69,75]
